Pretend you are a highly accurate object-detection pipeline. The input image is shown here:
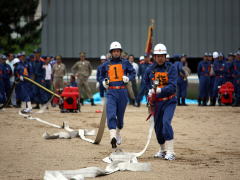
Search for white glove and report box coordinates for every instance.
[102,80,109,89]
[96,82,100,88]
[122,76,129,83]
[148,89,155,97]
[156,87,161,94]
[20,76,24,81]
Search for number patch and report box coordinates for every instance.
[153,72,168,88]
[108,64,124,82]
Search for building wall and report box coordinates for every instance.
[41,0,240,58]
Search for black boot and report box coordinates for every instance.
[198,98,202,106]
[202,98,207,106]
[209,98,213,106]
[15,99,21,108]
[129,99,135,105]
[33,104,40,109]
[182,98,188,106]
[90,98,96,106]
[212,98,216,106]
[80,98,84,106]
[232,98,240,107]
[177,98,181,106]
[111,137,117,149]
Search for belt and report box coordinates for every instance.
[216,75,224,78]
[108,86,126,89]
[156,94,176,102]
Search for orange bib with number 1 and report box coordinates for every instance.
[108,64,124,82]
[153,72,169,88]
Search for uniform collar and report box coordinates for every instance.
[153,62,166,68]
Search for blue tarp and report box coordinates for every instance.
[84,92,198,105]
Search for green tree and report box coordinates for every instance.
[0,0,45,54]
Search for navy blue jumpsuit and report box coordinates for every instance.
[136,62,152,106]
[144,62,177,144]
[100,57,136,130]
[32,59,48,104]
[197,60,210,105]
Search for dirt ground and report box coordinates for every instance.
[0,104,240,180]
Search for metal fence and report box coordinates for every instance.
[41,0,240,58]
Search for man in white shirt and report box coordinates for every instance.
[44,56,53,101]
[6,53,17,107]
[128,55,139,105]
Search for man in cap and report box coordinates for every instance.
[32,49,48,109]
[232,51,240,106]
[43,56,53,101]
[128,54,139,105]
[197,53,211,106]
[166,54,171,62]
[225,53,234,84]
[135,54,152,107]
[212,51,226,106]
[99,41,136,148]
[96,55,107,99]
[175,54,190,105]
[52,55,66,92]
[208,53,215,105]
[144,43,177,160]
[6,53,17,106]
[0,56,6,105]
[71,52,95,106]
[139,55,145,65]
[14,53,33,113]
[1,55,12,104]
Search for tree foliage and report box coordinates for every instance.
[0,0,45,53]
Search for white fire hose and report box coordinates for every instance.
[18,104,154,179]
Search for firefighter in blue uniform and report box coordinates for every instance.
[225,53,234,83]
[21,52,35,102]
[26,54,35,102]
[96,55,107,98]
[1,55,12,103]
[232,51,240,106]
[197,53,210,106]
[135,54,152,107]
[208,53,215,106]
[212,51,226,106]
[69,75,78,87]
[14,53,32,113]
[0,57,6,105]
[32,49,48,109]
[100,41,136,148]
[175,54,189,105]
[144,43,177,160]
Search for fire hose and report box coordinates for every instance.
[17,77,154,179]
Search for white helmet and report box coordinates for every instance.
[100,55,106,60]
[166,54,170,58]
[12,58,20,65]
[109,41,122,52]
[139,56,144,60]
[213,51,219,59]
[153,43,167,55]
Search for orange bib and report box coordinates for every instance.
[152,72,169,88]
[108,64,124,82]
[23,67,28,76]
